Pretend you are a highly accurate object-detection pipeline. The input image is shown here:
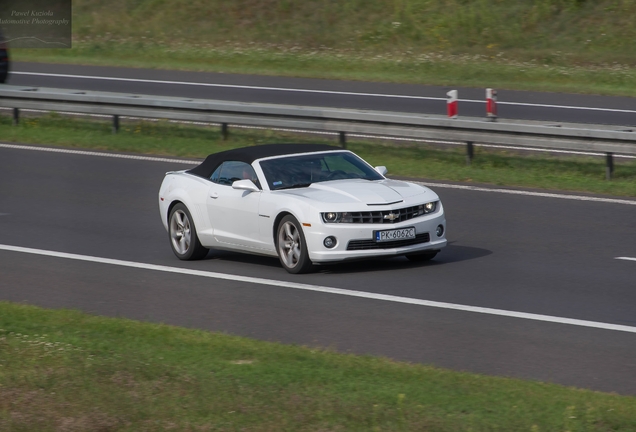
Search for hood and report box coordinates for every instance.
[279,179,429,204]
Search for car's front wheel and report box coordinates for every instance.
[168,203,209,260]
[276,215,313,274]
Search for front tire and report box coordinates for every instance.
[168,203,209,260]
[276,215,313,274]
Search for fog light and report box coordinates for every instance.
[323,236,337,248]
[436,225,444,237]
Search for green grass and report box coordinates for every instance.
[10,0,636,96]
[3,112,636,197]
[2,301,636,431]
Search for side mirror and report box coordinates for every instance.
[232,179,260,193]
[375,166,388,176]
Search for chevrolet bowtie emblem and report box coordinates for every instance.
[384,212,399,221]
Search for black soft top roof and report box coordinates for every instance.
[187,143,341,178]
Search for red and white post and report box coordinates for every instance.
[486,88,497,121]
[446,90,458,119]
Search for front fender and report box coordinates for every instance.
[258,192,317,246]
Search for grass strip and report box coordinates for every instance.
[2,112,636,197]
[11,0,636,96]
[1,301,635,431]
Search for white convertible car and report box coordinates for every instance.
[159,144,447,273]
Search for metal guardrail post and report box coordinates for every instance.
[606,152,614,180]
[221,123,228,140]
[12,108,19,125]
[339,131,346,149]
[112,115,119,134]
[466,141,474,165]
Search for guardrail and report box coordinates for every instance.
[1,85,635,180]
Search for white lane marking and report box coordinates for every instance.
[0,143,200,164]
[1,243,636,334]
[616,257,636,262]
[2,143,636,205]
[12,71,636,114]
[413,181,636,206]
[496,101,636,114]
[10,71,447,100]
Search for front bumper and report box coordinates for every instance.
[305,210,447,264]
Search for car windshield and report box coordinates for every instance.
[260,151,384,190]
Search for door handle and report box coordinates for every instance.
[210,192,219,199]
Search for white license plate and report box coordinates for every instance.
[375,227,416,242]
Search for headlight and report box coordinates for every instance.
[324,212,338,222]
[417,202,437,215]
[321,212,354,223]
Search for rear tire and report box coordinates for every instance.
[406,251,438,262]
[276,215,313,274]
[168,203,209,260]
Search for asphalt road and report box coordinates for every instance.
[1,144,636,394]
[6,62,636,126]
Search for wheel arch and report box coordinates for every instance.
[272,211,293,244]
[162,178,209,233]
[167,199,185,224]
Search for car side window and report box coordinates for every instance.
[210,165,222,183]
[211,161,260,188]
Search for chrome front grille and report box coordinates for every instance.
[350,205,428,224]
[347,233,431,251]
